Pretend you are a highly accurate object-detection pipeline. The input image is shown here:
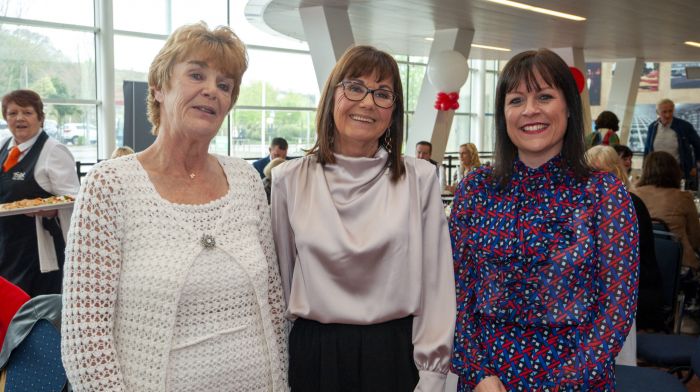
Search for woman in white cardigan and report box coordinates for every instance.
[61,22,287,391]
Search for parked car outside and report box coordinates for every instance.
[43,119,61,140]
[62,123,97,145]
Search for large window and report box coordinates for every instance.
[0,0,502,163]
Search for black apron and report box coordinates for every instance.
[0,131,65,296]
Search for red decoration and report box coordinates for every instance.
[569,66,585,94]
[434,91,460,111]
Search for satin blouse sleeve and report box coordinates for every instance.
[270,164,295,305]
[413,162,457,392]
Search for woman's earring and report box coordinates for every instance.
[382,130,392,154]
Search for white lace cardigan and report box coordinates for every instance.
[60,155,288,391]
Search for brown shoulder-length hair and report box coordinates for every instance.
[2,89,45,125]
[493,48,589,186]
[638,151,682,189]
[147,21,247,135]
[307,45,405,182]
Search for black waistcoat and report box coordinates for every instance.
[0,131,65,296]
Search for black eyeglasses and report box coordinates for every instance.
[337,81,396,109]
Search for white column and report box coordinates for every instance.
[607,58,643,144]
[95,0,116,160]
[299,5,355,91]
[408,28,474,162]
[474,59,486,150]
[551,47,592,135]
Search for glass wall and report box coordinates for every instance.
[0,0,499,164]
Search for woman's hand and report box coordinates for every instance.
[474,376,507,392]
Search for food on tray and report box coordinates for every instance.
[0,195,75,211]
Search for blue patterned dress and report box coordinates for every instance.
[450,155,639,391]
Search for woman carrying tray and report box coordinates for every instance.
[0,89,80,296]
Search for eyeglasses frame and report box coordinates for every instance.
[336,80,397,109]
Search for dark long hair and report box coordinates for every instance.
[493,49,589,186]
[307,45,405,182]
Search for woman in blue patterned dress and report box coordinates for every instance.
[450,49,639,391]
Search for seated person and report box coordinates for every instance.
[634,151,700,270]
[253,137,288,178]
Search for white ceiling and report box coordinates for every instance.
[248,0,700,62]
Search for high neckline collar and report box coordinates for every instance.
[514,154,563,174]
[512,154,567,190]
[328,147,389,181]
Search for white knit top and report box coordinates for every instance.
[61,154,288,392]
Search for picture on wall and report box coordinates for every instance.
[586,62,601,106]
[671,62,700,89]
[639,62,659,92]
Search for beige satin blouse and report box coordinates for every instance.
[271,148,456,391]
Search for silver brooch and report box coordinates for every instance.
[200,234,216,249]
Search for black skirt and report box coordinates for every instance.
[289,316,419,392]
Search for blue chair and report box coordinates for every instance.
[691,338,700,377]
[0,295,66,392]
[615,365,686,392]
[636,233,695,381]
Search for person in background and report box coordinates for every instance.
[416,140,438,165]
[262,157,285,204]
[644,98,700,190]
[453,142,480,184]
[0,89,80,297]
[586,110,620,148]
[450,48,638,391]
[272,45,455,391]
[61,22,287,391]
[253,137,288,178]
[110,145,134,159]
[586,145,664,332]
[416,140,446,188]
[635,151,700,270]
[446,142,480,194]
[613,144,633,175]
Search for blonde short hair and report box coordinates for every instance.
[111,146,135,159]
[147,21,248,134]
[585,145,630,187]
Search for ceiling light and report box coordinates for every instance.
[686,41,700,48]
[424,37,434,41]
[471,43,511,52]
[485,0,586,21]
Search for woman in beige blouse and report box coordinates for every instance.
[271,45,455,391]
[634,151,700,269]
